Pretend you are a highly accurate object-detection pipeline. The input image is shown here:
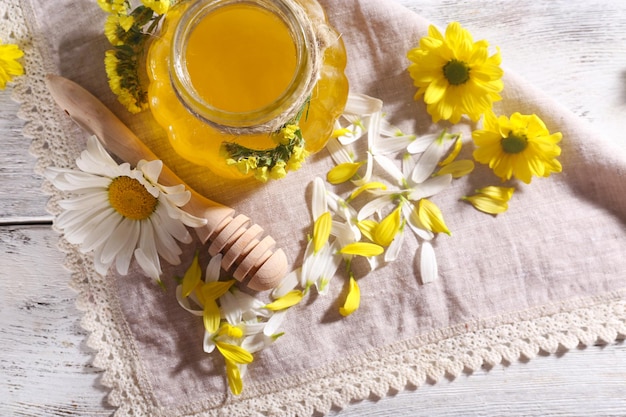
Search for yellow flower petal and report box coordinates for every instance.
[374,206,402,247]
[439,137,463,166]
[216,341,254,365]
[225,359,243,396]
[435,159,475,178]
[203,298,221,334]
[339,242,385,257]
[313,211,332,253]
[264,290,304,311]
[327,162,364,184]
[357,219,378,243]
[349,181,387,201]
[218,323,244,339]
[418,199,451,235]
[181,251,202,298]
[462,186,515,214]
[339,277,360,317]
[202,279,236,301]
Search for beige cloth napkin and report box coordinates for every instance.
[13,0,626,415]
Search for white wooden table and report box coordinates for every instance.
[1,1,625,415]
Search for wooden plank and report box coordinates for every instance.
[0,225,114,416]
[0,93,51,221]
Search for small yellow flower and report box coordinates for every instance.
[269,160,287,180]
[418,198,451,235]
[280,124,299,144]
[141,0,170,15]
[407,22,504,123]
[97,0,128,14]
[339,276,360,317]
[286,145,308,171]
[327,162,364,184]
[0,39,24,89]
[104,14,135,46]
[462,186,515,214]
[472,112,562,183]
[254,166,269,182]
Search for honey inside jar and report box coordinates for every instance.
[185,4,297,113]
[147,0,349,180]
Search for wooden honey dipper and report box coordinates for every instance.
[45,74,288,291]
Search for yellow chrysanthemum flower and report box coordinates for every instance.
[0,39,24,89]
[472,112,562,183]
[407,22,504,123]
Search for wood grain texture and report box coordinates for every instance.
[1,0,625,416]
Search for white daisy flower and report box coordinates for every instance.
[46,135,206,282]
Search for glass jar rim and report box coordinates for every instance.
[170,0,319,134]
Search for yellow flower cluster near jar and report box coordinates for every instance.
[0,39,24,89]
[98,0,173,113]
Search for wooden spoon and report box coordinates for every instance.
[45,74,287,291]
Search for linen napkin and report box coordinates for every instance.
[11,0,626,415]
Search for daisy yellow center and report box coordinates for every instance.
[501,132,528,154]
[443,59,470,85]
[108,176,158,220]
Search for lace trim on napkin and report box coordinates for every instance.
[7,0,625,415]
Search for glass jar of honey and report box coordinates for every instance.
[147,0,349,180]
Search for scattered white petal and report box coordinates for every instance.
[420,241,438,284]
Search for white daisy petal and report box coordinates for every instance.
[358,195,393,221]
[271,269,299,298]
[134,222,162,281]
[311,177,328,220]
[411,138,451,184]
[203,331,216,353]
[326,137,354,164]
[263,310,287,337]
[138,159,163,183]
[384,227,405,263]
[379,120,407,138]
[403,202,434,241]
[205,254,222,283]
[408,174,453,201]
[219,291,242,325]
[374,134,416,154]
[343,93,383,115]
[175,285,204,316]
[336,123,365,146]
[374,154,404,186]
[115,219,141,275]
[57,191,109,211]
[406,133,439,154]
[420,240,438,284]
